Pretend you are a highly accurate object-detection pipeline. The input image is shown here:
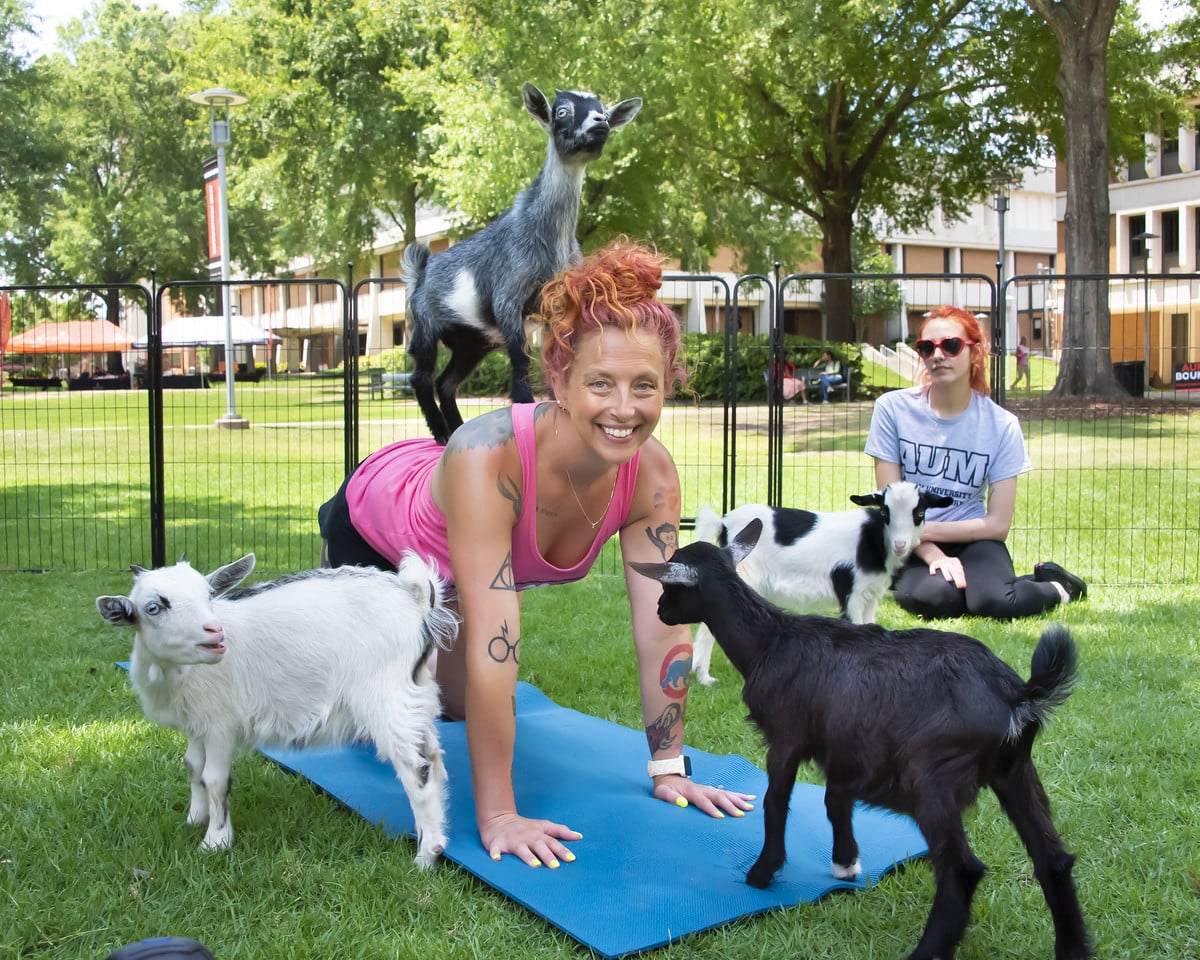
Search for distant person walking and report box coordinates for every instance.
[1011,336,1031,392]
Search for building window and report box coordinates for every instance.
[1161,129,1181,176]
[1162,210,1180,270]
[1130,214,1148,264]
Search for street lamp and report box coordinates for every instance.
[188,86,249,429]
[1133,230,1158,396]
[990,173,1018,401]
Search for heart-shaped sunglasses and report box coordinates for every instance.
[914,336,974,358]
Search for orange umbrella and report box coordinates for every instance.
[5,319,134,353]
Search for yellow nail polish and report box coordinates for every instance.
[732,810,745,818]
[530,858,542,867]
[548,859,560,869]
[675,796,688,808]
[564,851,576,862]
[715,811,725,819]
[491,853,501,861]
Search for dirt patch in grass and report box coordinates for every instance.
[1005,394,1197,420]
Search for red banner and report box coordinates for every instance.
[0,290,11,354]
[203,156,221,272]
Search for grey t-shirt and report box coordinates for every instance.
[864,386,1032,522]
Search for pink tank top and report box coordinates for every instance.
[346,403,641,590]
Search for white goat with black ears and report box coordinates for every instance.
[690,482,952,684]
[632,521,1091,960]
[403,82,642,444]
[97,553,458,868]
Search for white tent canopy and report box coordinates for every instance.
[133,316,281,348]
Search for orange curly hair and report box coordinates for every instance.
[918,305,991,395]
[536,237,687,394]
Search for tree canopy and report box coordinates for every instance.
[2,0,1194,372]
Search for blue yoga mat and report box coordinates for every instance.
[261,683,927,957]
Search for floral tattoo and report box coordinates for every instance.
[645,703,682,753]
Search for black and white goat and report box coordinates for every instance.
[403,82,642,444]
[632,521,1091,960]
[690,482,952,684]
[97,553,458,867]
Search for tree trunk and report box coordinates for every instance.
[820,209,856,343]
[103,286,124,375]
[1030,0,1124,396]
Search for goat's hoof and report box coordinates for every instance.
[745,864,776,889]
[696,674,717,686]
[186,810,209,827]
[414,845,445,870]
[831,858,862,880]
[199,831,232,852]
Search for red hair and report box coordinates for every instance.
[918,306,990,395]
[536,238,687,394]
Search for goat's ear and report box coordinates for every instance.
[208,553,255,596]
[96,596,136,626]
[630,559,700,587]
[607,97,643,129]
[130,564,149,577]
[849,491,884,507]
[727,518,763,566]
[522,82,551,131]
[921,490,955,509]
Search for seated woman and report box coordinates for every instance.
[863,305,1086,620]
[817,350,844,403]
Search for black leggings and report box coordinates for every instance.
[892,540,1063,621]
[317,472,394,570]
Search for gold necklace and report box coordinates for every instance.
[565,468,618,530]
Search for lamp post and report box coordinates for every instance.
[1133,230,1157,396]
[188,87,249,429]
[990,173,1017,401]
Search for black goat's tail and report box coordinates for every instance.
[401,242,431,290]
[1013,625,1078,736]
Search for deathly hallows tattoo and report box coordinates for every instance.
[489,552,516,591]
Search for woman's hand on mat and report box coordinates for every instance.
[653,776,756,818]
[481,812,582,869]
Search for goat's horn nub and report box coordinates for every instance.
[631,560,699,587]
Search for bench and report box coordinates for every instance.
[9,376,63,390]
[162,374,208,389]
[766,364,852,404]
[797,365,851,403]
[366,369,414,398]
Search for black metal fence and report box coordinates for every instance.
[2,271,1196,584]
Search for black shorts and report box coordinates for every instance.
[317,472,394,570]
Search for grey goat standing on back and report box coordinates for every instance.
[402,83,642,444]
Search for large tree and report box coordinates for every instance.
[1027,0,1135,396]
[0,0,62,281]
[202,0,449,269]
[3,0,214,316]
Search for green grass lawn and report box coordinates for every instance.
[1,568,1197,959]
[4,376,1197,582]
[2,379,1199,957]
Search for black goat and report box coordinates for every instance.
[402,83,642,444]
[631,520,1091,960]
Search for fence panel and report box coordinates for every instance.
[149,279,350,574]
[1002,272,1200,585]
[3,272,1197,584]
[0,284,153,570]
